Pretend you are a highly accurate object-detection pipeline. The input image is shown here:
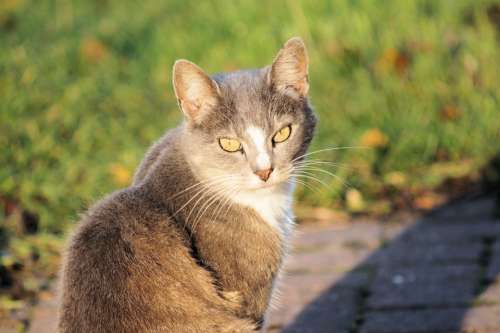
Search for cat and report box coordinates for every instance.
[58,37,317,333]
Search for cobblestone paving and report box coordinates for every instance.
[10,196,500,333]
[268,197,500,333]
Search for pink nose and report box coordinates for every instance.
[255,168,273,182]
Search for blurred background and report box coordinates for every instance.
[1,0,499,331]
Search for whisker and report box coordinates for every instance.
[294,159,349,166]
[183,189,217,228]
[171,176,237,218]
[293,160,353,171]
[186,183,227,228]
[171,185,212,218]
[189,177,245,234]
[218,186,242,225]
[293,166,353,189]
[167,174,237,202]
[289,172,331,189]
[290,178,322,194]
[208,185,241,225]
[210,184,240,222]
[190,185,229,233]
[292,146,368,163]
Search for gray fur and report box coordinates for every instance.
[58,37,316,332]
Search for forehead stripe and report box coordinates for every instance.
[246,126,271,169]
[246,126,266,152]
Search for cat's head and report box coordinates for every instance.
[173,37,316,193]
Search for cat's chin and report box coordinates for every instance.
[250,182,279,191]
[246,179,291,192]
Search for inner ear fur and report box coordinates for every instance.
[269,37,309,99]
[172,59,220,122]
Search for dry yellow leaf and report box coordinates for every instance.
[385,171,407,187]
[439,105,462,121]
[346,189,365,213]
[80,37,109,64]
[0,0,24,12]
[360,128,389,148]
[376,48,411,75]
[109,164,131,186]
[414,193,444,210]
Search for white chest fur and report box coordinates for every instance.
[230,185,295,241]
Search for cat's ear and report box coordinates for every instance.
[172,60,220,122]
[268,37,309,99]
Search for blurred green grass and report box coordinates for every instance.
[1,0,499,233]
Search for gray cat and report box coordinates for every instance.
[58,37,317,333]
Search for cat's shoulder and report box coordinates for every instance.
[69,187,175,253]
[133,127,183,184]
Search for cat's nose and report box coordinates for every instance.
[255,168,273,182]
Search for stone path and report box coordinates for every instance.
[267,196,500,333]
[6,196,500,333]
[26,289,58,333]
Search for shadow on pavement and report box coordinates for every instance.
[279,156,500,333]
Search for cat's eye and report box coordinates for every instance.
[219,137,242,152]
[273,125,292,144]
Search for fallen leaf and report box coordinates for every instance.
[376,47,411,76]
[439,105,462,121]
[0,0,24,12]
[346,189,365,213]
[360,128,389,149]
[80,37,109,64]
[109,164,131,186]
[414,192,445,210]
[385,171,407,188]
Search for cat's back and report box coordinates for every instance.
[65,187,181,267]
[58,187,237,333]
[59,188,171,331]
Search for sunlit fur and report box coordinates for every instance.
[58,37,316,333]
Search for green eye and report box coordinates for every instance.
[219,137,242,152]
[273,125,291,143]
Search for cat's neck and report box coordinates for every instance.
[228,180,295,238]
